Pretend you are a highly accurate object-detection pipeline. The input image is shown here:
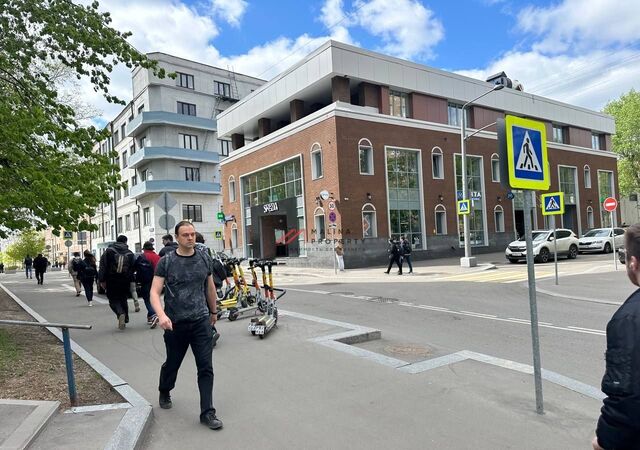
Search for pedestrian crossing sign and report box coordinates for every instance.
[504,115,549,191]
[541,192,564,216]
[457,199,470,215]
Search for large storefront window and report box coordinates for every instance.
[386,148,423,249]
[241,158,305,258]
[598,170,614,227]
[455,154,486,246]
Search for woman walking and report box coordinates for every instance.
[78,250,98,307]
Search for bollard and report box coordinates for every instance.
[61,327,79,407]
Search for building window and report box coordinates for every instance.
[120,123,126,139]
[140,169,148,182]
[140,136,146,148]
[117,217,123,233]
[552,125,565,144]
[448,103,464,127]
[115,188,121,201]
[130,144,136,156]
[311,143,323,179]
[494,205,505,232]
[432,147,444,179]
[130,175,137,186]
[121,151,127,169]
[124,214,131,231]
[177,72,194,89]
[591,133,601,150]
[133,211,140,229]
[362,204,377,238]
[143,207,150,226]
[358,138,374,175]
[214,81,232,98]
[491,154,500,183]
[387,148,423,249]
[455,154,486,246]
[435,204,447,235]
[598,170,615,227]
[559,166,578,204]
[389,90,409,118]
[183,204,203,222]
[231,224,238,250]
[586,206,594,229]
[228,176,236,203]
[584,165,591,188]
[137,104,144,114]
[184,167,200,182]
[313,207,326,241]
[179,133,198,150]
[113,130,119,144]
[123,184,129,197]
[177,101,196,116]
[219,139,231,157]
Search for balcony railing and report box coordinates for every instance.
[128,146,219,169]
[129,180,221,199]
[126,111,216,137]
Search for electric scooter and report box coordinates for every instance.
[248,260,286,339]
[225,258,268,321]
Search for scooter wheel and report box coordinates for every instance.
[259,334,264,339]
[228,311,238,321]
[251,331,256,335]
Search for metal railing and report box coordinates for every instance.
[0,319,92,406]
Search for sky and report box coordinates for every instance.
[84,0,640,125]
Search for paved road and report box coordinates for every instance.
[1,259,631,449]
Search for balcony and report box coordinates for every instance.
[126,111,216,137]
[128,146,219,169]
[129,180,221,199]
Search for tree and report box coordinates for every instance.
[5,230,45,262]
[604,89,640,196]
[0,0,169,237]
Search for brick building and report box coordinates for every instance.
[219,41,618,268]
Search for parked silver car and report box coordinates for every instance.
[505,229,579,263]
[578,227,625,253]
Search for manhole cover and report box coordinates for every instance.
[369,297,399,304]
[384,344,432,357]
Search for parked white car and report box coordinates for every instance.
[578,227,625,253]
[505,229,579,263]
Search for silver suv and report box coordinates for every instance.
[505,229,579,263]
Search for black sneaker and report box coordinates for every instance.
[200,412,223,430]
[159,392,172,409]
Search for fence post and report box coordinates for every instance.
[61,327,78,407]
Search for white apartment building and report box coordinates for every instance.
[90,53,265,254]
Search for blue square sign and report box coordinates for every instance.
[503,115,550,191]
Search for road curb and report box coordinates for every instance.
[0,281,152,450]
[536,287,621,305]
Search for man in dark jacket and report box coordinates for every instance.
[33,254,48,285]
[594,223,640,449]
[159,234,179,257]
[24,255,33,279]
[384,239,403,275]
[400,236,413,274]
[99,235,135,330]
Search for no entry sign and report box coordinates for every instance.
[603,197,618,212]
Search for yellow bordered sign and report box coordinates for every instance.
[541,192,564,216]
[457,199,470,215]
[505,115,550,191]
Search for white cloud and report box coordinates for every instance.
[210,0,248,27]
[517,0,640,54]
[353,0,444,60]
[320,0,353,43]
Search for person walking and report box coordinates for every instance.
[0,262,4,274]
[33,254,48,285]
[194,232,221,346]
[98,235,135,330]
[135,241,160,328]
[150,221,222,430]
[24,255,33,279]
[77,250,98,307]
[385,239,403,275]
[68,252,83,296]
[335,242,345,271]
[593,224,640,449]
[401,236,413,274]
[158,234,179,257]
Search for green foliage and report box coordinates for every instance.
[604,89,640,196]
[0,0,168,236]
[5,230,45,262]
[0,329,19,372]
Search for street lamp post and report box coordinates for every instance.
[460,83,504,268]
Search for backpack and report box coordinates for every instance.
[83,263,97,279]
[72,258,82,273]
[108,248,132,276]
[135,254,154,283]
[402,240,412,254]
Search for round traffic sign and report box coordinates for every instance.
[329,211,337,223]
[603,197,618,212]
[64,240,73,248]
[328,201,336,211]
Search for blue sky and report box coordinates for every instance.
[84,0,640,123]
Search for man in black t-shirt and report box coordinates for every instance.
[151,221,222,430]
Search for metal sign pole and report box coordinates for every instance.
[553,215,558,285]
[333,227,337,275]
[612,211,617,271]
[523,190,544,414]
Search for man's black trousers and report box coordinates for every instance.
[106,282,129,319]
[159,316,215,418]
[386,256,403,274]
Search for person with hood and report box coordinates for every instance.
[77,250,98,306]
[98,235,135,330]
[158,234,179,257]
[68,252,83,295]
[24,255,33,279]
[33,254,48,285]
[384,238,403,275]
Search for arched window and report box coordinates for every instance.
[584,165,592,189]
[434,204,447,235]
[228,175,236,203]
[358,138,374,175]
[491,154,500,183]
[231,223,238,252]
[586,206,595,229]
[431,147,443,179]
[494,205,505,232]
[313,206,325,241]
[361,203,377,238]
[311,143,323,179]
